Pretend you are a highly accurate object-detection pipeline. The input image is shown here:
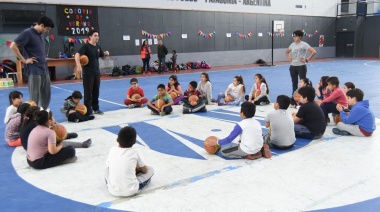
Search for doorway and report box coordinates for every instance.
[336,32,355,57]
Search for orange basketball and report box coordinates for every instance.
[132,94,141,99]
[75,104,87,115]
[189,95,199,102]
[155,99,165,109]
[334,114,342,124]
[169,92,178,100]
[80,55,89,66]
[25,100,37,106]
[51,123,67,143]
[204,136,220,154]
[254,90,261,99]
[293,92,301,101]
[224,94,234,102]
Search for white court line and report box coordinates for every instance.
[364,61,380,68]
[51,85,127,107]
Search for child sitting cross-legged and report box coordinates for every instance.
[264,95,296,149]
[61,91,95,122]
[147,84,174,116]
[182,81,207,114]
[333,88,376,136]
[124,78,148,109]
[105,126,154,197]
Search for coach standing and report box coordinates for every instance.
[285,30,316,94]
[10,16,54,109]
[75,29,109,116]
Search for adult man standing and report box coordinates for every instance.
[75,29,109,116]
[157,40,168,74]
[285,30,316,94]
[10,16,54,109]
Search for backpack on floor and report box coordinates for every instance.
[112,66,122,77]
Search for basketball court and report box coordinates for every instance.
[1,59,380,211]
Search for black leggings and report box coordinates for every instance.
[148,104,173,115]
[142,58,150,73]
[289,65,307,94]
[27,146,75,169]
[68,112,91,122]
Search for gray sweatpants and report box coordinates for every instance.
[28,74,51,109]
[221,143,250,158]
[337,122,365,137]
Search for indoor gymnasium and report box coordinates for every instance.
[0,0,380,211]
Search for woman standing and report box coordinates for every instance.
[140,40,152,75]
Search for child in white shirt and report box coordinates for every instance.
[4,91,23,124]
[105,126,154,197]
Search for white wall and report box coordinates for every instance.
[2,0,340,17]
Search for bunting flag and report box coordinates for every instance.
[0,38,13,47]
[302,29,318,38]
[141,30,171,39]
[267,32,285,37]
[198,30,216,38]
[45,34,55,43]
[64,36,88,44]
[235,31,253,39]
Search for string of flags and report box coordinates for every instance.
[236,31,253,39]
[142,30,171,39]
[198,30,216,38]
[267,32,285,37]
[64,36,89,44]
[302,29,318,38]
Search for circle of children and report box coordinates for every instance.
[3,72,376,197]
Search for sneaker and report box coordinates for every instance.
[182,108,191,114]
[140,104,145,108]
[74,119,80,123]
[200,107,207,112]
[143,72,146,75]
[66,133,78,139]
[218,102,226,106]
[211,99,218,103]
[332,128,351,136]
[89,115,95,120]
[260,102,269,106]
[261,144,272,158]
[148,72,151,75]
[81,139,92,148]
[159,111,166,116]
[245,151,262,160]
[94,110,104,115]
[61,156,78,164]
[151,111,158,115]
[128,104,135,109]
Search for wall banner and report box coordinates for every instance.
[56,5,99,36]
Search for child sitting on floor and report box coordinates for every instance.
[148,84,174,116]
[124,78,148,109]
[207,102,272,160]
[343,82,355,94]
[293,87,326,140]
[319,76,348,123]
[246,74,270,106]
[5,103,30,147]
[264,95,296,149]
[4,90,23,124]
[61,91,95,122]
[166,75,184,105]
[182,81,207,114]
[105,126,154,197]
[333,88,376,136]
[217,75,245,106]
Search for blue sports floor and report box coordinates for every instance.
[0,59,379,211]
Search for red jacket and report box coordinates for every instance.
[140,46,151,59]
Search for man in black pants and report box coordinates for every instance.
[157,40,168,74]
[75,29,109,116]
[285,30,316,95]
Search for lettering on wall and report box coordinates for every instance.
[56,5,99,36]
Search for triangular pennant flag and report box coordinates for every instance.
[6,41,12,47]
[49,34,55,40]
[0,38,5,45]
[45,36,50,42]
[64,36,68,42]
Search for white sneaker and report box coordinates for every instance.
[128,104,135,109]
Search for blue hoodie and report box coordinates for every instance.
[340,100,376,133]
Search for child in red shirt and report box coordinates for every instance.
[124,78,148,109]
[320,76,348,123]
